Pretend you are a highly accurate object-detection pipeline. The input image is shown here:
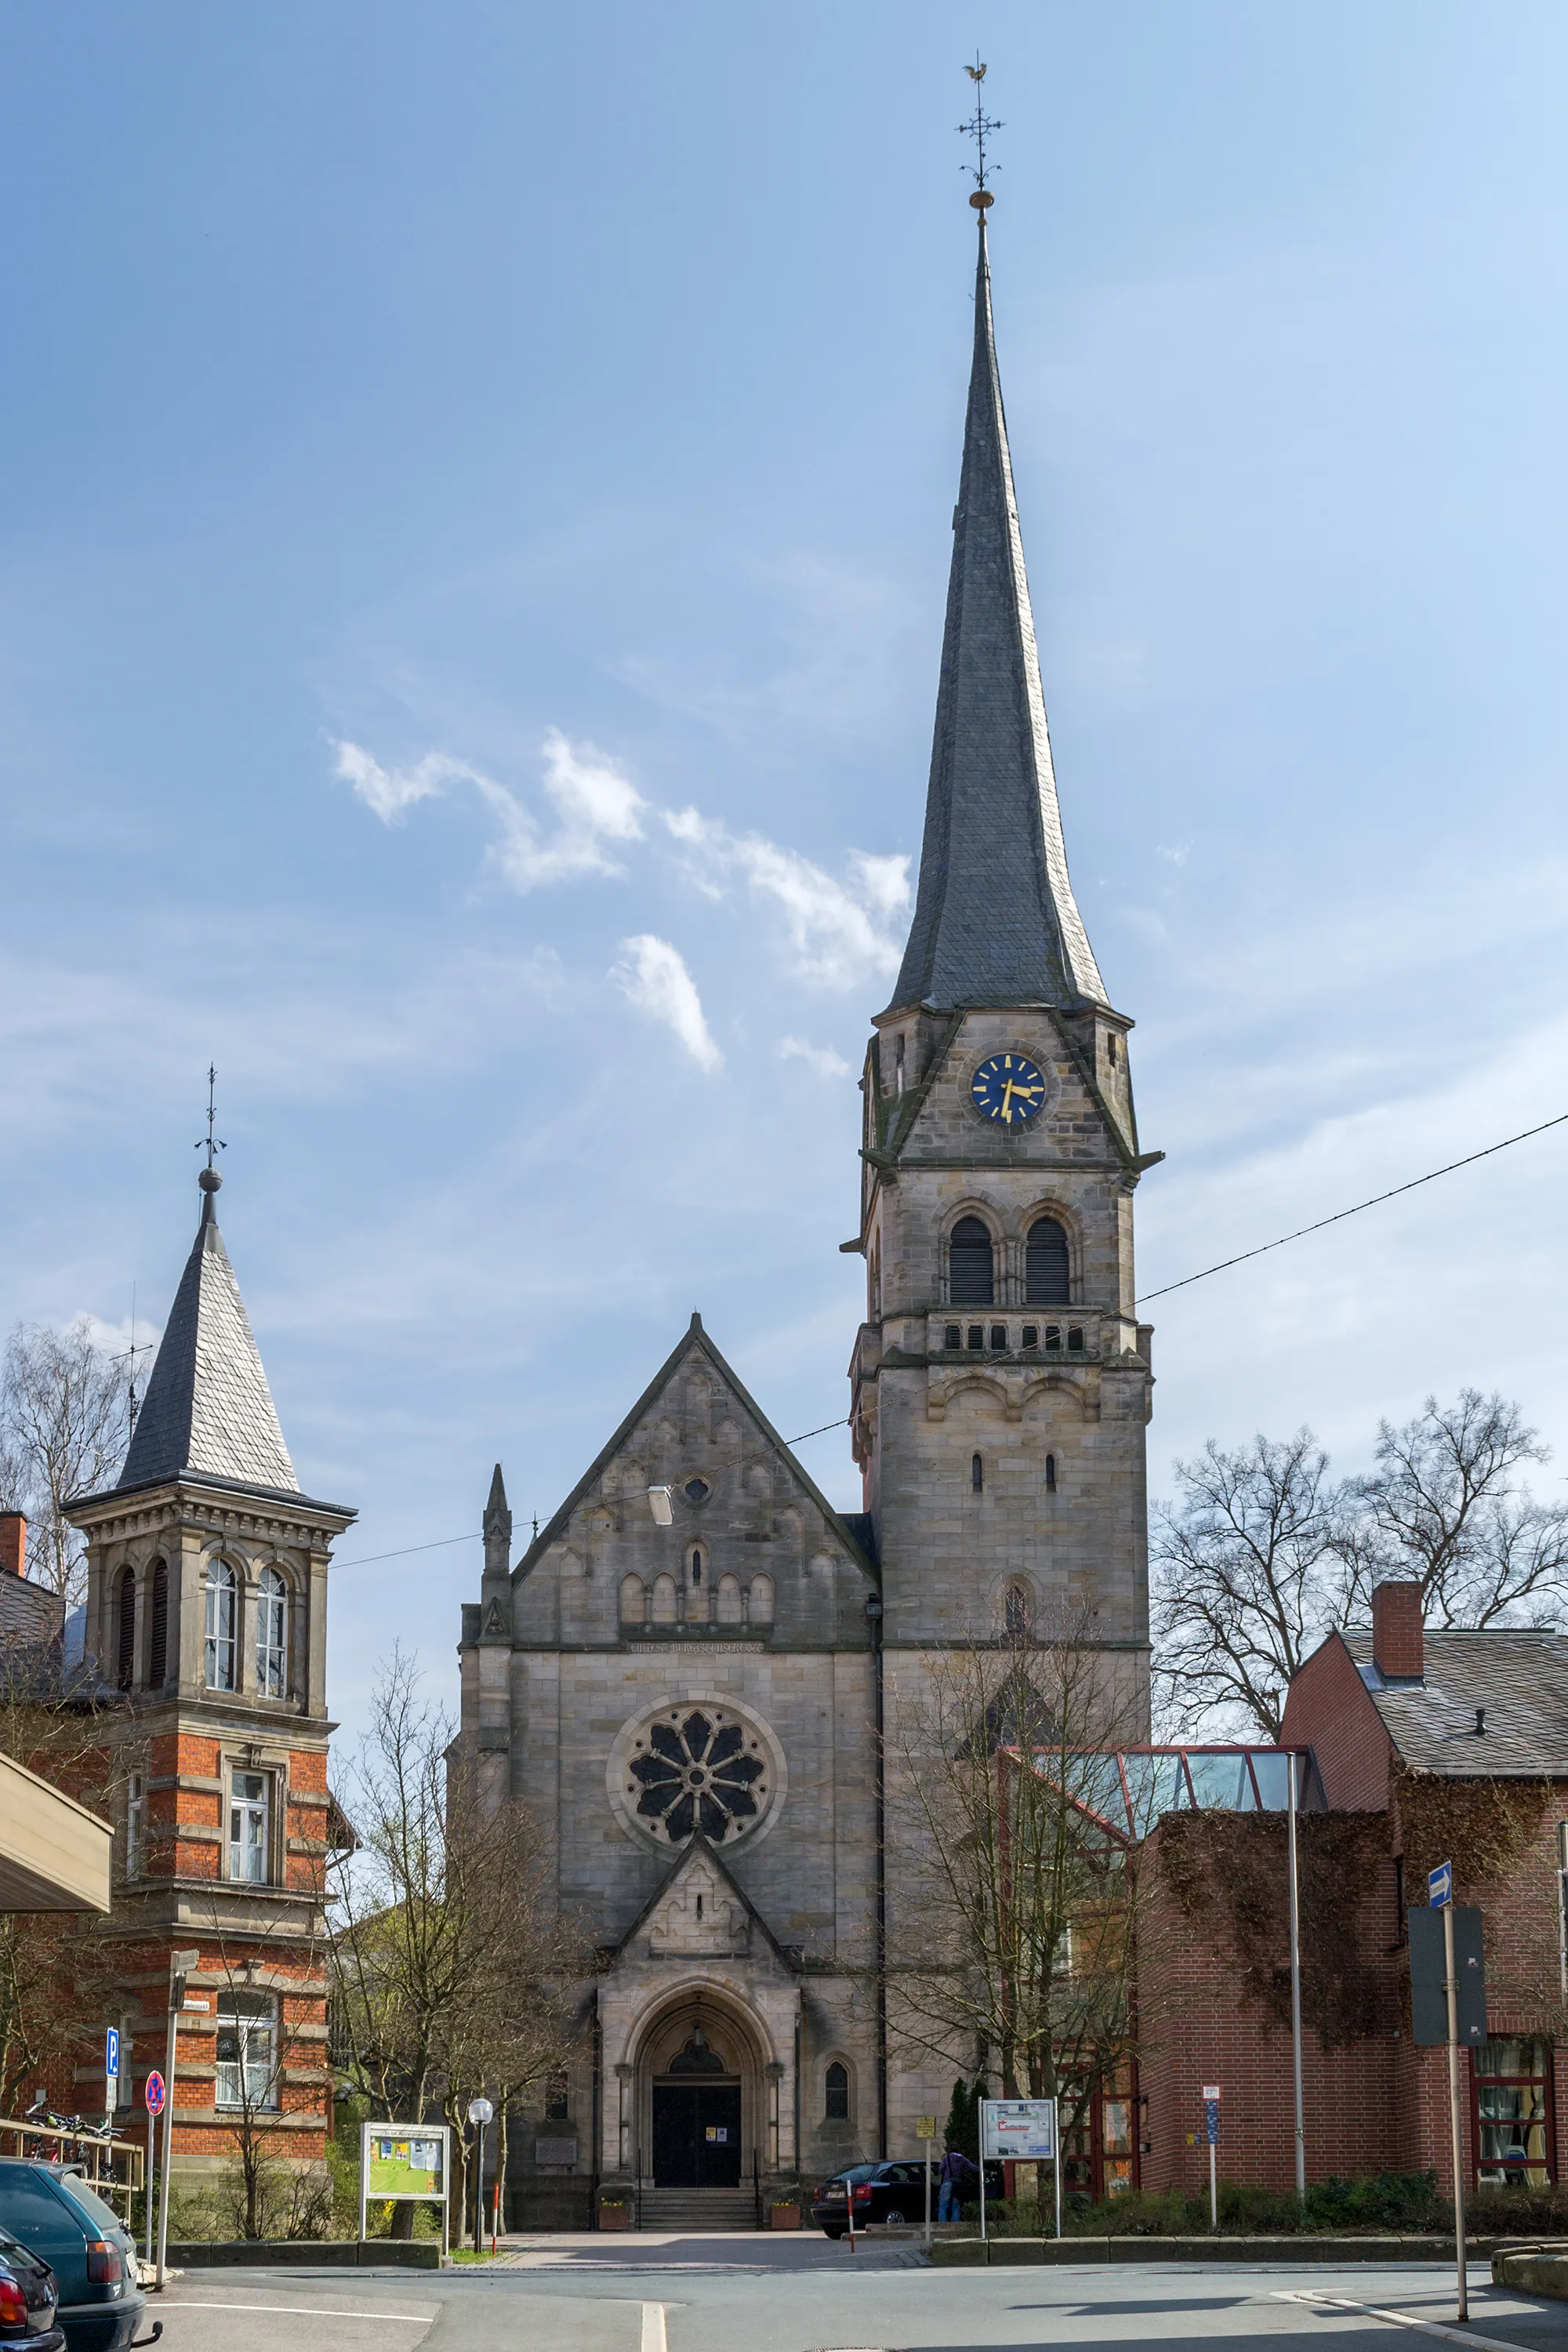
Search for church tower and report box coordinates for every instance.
[848,218,1159,1715]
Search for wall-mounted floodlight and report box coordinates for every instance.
[647,1486,674,1526]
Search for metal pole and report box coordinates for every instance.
[154,2005,177,2289]
[979,2105,988,2245]
[1287,1751,1306,2202]
[1208,2135,1217,2232]
[924,2148,931,2248]
[1444,1900,1468,2322]
[144,2106,154,2271]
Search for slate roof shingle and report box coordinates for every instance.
[115,1177,298,1497]
[889,220,1107,1018]
[1344,1627,1568,1777]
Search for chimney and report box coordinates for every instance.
[0,1513,24,1580]
[1371,1580,1424,1682]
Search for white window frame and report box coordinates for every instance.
[229,1767,270,1885]
[205,1561,237,1691]
[255,1566,287,1699]
[215,1988,279,2111]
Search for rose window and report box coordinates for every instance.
[626,1707,769,1846]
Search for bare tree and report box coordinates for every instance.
[1,1319,128,1606]
[1150,1431,1348,1740]
[1153,1392,1568,1739]
[1341,1389,1568,1626]
[327,1652,583,2240]
[887,1608,1144,2132]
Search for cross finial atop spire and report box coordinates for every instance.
[195,1064,227,1218]
[958,55,1001,216]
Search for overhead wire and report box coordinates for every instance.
[330,1415,852,1572]
[1136,1107,1568,1306]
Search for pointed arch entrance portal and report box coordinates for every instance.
[651,2026,741,2187]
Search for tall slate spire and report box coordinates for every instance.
[889,222,1107,1015]
[116,1168,299,1496]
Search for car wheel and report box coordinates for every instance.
[882,2207,907,2225]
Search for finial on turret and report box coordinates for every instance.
[959,55,1002,214]
[194,1064,227,1218]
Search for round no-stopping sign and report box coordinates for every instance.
[144,2071,165,2115]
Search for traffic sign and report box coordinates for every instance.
[1202,2083,1221,2101]
[144,2071,165,2115]
[1409,1905,1487,2045]
[1203,2100,1221,2147]
[104,2028,120,2112]
[915,2116,937,2140]
[1428,1860,1453,1909]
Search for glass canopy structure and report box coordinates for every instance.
[1022,1746,1323,1843]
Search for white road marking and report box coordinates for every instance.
[1272,2287,1522,2352]
[641,2302,667,2352]
[164,2299,434,2323]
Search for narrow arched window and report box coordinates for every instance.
[1026,1217,1070,1305]
[1046,1454,1058,1492]
[256,1566,287,1698]
[826,2061,850,2122]
[652,1573,678,1625]
[971,1454,984,1492]
[619,1573,647,1624]
[147,1560,168,1688]
[748,1574,775,1627]
[717,1573,743,1625]
[949,1216,994,1306]
[204,1561,237,1691]
[689,1548,703,1588]
[115,1568,136,1693]
[1005,1583,1031,1637]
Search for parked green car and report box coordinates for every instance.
[0,2168,154,2352]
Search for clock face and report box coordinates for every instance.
[971,1051,1048,1126]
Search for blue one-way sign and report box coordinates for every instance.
[1428,1860,1453,1908]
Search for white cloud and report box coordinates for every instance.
[336,730,644,891]
[337,730,908,987]
[778,1036,852,1079]
[335,741,467,823]
[611,935,722,1072]
[664,808,909,989]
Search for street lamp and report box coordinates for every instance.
[466,2096,495,2256]
[647,1487,674,1526]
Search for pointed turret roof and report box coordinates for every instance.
[889,221,1108,1016]
[115,1170,299,1497]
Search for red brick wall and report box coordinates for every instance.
[1283,1634,1392,1811]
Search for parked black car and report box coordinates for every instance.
[0,2166,151,2352]
[811,2160,935,2236]
[0,2223,64,2351]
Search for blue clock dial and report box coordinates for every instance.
[971,1052,1048,1126]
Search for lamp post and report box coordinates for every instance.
[466,2096,494,2257]
[1287,1752,1306,2201]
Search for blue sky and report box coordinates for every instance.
[5,2,1568,1734]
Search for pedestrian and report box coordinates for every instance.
[935,2143,977,2223]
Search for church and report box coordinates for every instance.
[457,211,1160,2230]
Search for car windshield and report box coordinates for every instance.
[51,2174,125,2235]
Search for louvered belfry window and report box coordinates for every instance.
[147,1560,169,1689]
[1026,1217,1071,1305]
[949,1216,995,1306]
[116,1569,136,1692]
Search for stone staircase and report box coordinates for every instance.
[637,2187,759,2232]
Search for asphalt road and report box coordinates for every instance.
[151,2247,1568,2352]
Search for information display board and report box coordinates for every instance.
[980,2097,1058,2160]
[363,2125,448,2198]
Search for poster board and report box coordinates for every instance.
[359,2123,451,2256]
[980,2097,1057,2160]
